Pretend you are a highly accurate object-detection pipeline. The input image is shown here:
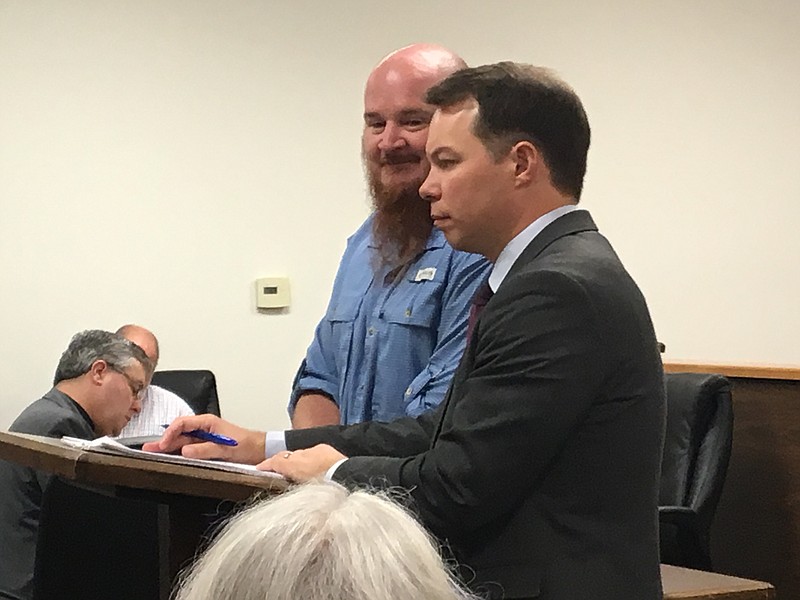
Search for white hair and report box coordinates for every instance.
[174,482,477,600]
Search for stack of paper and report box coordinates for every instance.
[61,436,283,478]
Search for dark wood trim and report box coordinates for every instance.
[664,362,800,381]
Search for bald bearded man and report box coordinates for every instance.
[290,44,489,428]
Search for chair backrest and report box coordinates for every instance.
[659,372,733,520]
[34,478,164,600]
[151,369,221,416]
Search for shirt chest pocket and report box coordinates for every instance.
[323,300,361,369]
[325,302,360,324]
[324,269,370,326]
[382,276,443,328]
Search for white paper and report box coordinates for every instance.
[61,436,283,479]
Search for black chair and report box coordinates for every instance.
[33,478,164,600]
[151,369,221,416]
[659,372,733,570]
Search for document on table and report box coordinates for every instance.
[61,436,283,479]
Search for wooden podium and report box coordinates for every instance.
[0,431,774,599]
[0,431,287,599]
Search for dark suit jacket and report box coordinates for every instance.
[287,210,665,600]
[0,389,95,600]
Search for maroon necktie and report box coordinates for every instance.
[467,281,494,342]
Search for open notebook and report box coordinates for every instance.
[61,435,283,479]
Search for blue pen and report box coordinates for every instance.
[161,424,238,447]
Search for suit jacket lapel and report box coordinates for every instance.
[430,209,599,443]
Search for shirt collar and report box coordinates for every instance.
[488,204,578,292]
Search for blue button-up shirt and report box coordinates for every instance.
[290,215,490,425]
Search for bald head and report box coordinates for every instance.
[363,43,466,175]
[367,43,466,92]
[116,324,159,367]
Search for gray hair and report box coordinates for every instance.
[174,482,478,600]
[53,330,151,385]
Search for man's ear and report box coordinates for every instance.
[511,141,540,187]
[89,359,108,385]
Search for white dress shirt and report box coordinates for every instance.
[116,384,195,437]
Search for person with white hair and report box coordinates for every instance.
[174,482,477,600]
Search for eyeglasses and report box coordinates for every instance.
[112,368,147,401]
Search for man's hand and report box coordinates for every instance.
[258,444,346,482]
[141,414,266,465]
[292,393,341,429]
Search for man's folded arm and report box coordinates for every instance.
[404,253,489,417]
[292,392,340,428]
[289,350,341,427]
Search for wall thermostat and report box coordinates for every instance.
[255,277,291,309]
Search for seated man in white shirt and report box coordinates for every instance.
[114,324,194,437]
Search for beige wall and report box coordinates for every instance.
[1,0,798,429]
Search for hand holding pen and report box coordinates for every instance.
[161,424,238,446]
[142,414,267,464]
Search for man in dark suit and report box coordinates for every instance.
[151,62,666,600]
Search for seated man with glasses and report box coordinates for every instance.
[0,329,150,600]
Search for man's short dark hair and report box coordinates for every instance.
[425,62,590,199]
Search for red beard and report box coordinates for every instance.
[367,166,433,273]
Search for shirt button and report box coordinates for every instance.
[405,308,412,317]
[405,387,412,397]
[368,327,375,336]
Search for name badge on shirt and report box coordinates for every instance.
[414,267,437,282]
